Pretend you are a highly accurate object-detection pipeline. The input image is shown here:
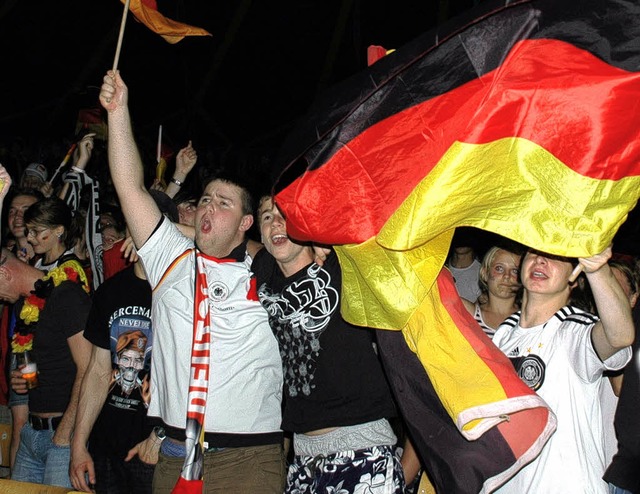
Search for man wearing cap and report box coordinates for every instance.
[99,71,284,492]
[20,163,52,198]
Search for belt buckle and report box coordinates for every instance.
[31,415,40,429]
[31,415,57,430]
[205,445,225,453]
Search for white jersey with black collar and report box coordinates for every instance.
[493,306,631,493]
[138,218,282,444]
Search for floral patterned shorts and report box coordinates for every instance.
[286,444,405,494]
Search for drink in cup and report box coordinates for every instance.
[21,362,38,389]
[17,351,38,389]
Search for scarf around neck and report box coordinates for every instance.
[173,249,212,493]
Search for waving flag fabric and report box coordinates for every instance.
[273,0,640,492]
[121,0,211,44]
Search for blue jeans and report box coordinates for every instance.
[12,423,72,488]
[609,484,633,494]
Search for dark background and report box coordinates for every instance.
[0,0,636,253]
[0,0,479,176]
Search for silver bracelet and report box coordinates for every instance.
[171,177,183,186]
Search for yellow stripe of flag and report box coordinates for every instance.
[335,137,640,435]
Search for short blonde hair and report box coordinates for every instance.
[479,246,522,295]
[479,247,502,294]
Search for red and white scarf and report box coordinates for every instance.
[173,250,211,493]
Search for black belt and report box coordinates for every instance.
[29,414,62,431]
[164,423,212,443]
[162,423,282,448]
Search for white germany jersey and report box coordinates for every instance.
[493,306,631,494]
[138,218,282,435]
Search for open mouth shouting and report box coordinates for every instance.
[271,234,289,247]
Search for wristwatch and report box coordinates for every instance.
[153,426,166,442]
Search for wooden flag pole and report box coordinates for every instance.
[113,0,131,72]
[568,264,583,283]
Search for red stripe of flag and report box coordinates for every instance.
[278,38,640,245]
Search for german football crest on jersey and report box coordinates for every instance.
[511,354,546,391]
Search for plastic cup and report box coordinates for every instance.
[20,362,38,389]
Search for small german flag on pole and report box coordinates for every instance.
[120,0,211,44]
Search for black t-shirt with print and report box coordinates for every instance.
[83,266,154,457]
[253,248,396,433]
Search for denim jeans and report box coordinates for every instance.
[12,423,72,488]
[609,484,634,494]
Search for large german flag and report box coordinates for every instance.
[274,0,640,492]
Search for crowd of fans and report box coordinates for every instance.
[0,70,637,494]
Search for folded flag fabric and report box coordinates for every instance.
[120,0,211,44]
[273,0,640,491]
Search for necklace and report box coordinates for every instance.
[11,259,90,352]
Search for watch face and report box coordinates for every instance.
[154,426,166,439]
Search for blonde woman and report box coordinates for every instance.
[461,246,522,338]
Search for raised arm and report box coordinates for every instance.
[99,70,161,248]
[165,140,197,199]
[58,133,96,202]
[583,246,635,360]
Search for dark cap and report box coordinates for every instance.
[149,190,179,223]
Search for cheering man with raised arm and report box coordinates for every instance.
[98,70,284,493]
